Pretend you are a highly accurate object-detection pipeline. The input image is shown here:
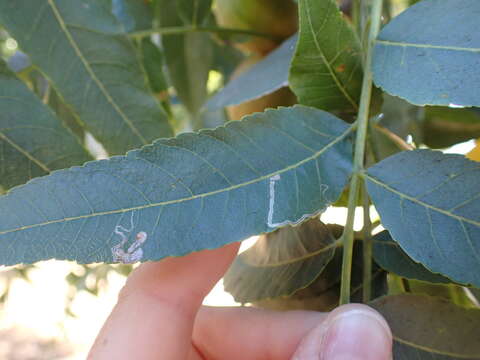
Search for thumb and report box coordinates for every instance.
[291,304,393,360]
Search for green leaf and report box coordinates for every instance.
[0,0,173,155]
[139,38,168,94]
[111,0,153,32]
[194,108,229,131]
[350,259,388,304]
[289,0,363,113]
[224,218,338,303]
[372,0,480,107]
[421,107,480,149]
[371,294,480,359]
[373,230,452,284]
[365,150,480,287]
[253,239,387,311]
[176,0,212,26]
[48,88,86,141]
[206,35,297,111]
[157,0,213,115]
[210,40,244,81]
[0,106,353,265]
[0,60,92,191]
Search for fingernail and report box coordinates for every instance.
[291,307,392,360]
[321,309,392,360]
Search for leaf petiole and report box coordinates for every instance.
[128,25,280,40]
[339,0,383,305]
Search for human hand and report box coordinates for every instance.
[88,242,392,360]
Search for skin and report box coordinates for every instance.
[89,242,393,360]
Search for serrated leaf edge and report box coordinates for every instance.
[0,107,354,237]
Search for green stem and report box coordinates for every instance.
[339,0,383,306]
[360,1,371,39]
[362,183,372,302]
[129,25,279,40]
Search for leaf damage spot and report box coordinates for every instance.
[111,212,148,264]
[267,174,330,229]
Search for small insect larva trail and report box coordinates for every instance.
[267,175,281,228]
[267,174,331,229]
[111,212,148,264]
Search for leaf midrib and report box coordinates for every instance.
[376,39,480,53]
[47,0,148,145]
[241,238,341,268]
[304,0,359,110]
[0,131,50,173]
[0,125,354,236]
[364,173,480,227]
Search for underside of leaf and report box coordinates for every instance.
[0,105,353,265]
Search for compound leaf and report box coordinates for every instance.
[0,106,353,265]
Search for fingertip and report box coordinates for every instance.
[122,241,240,301]
[89,242,241,359]
[292,304,392,360]
[326,304,392,342]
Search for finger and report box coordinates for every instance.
[193,304,392,360]
[193,306,327,360]
[292,304,393,360]
[88,242,240,360]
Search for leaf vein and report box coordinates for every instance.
[304,0,359,110]
[46,0,147,144]
[0,126,353,235]
[376,39,480,53]
[365,173,480,227]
